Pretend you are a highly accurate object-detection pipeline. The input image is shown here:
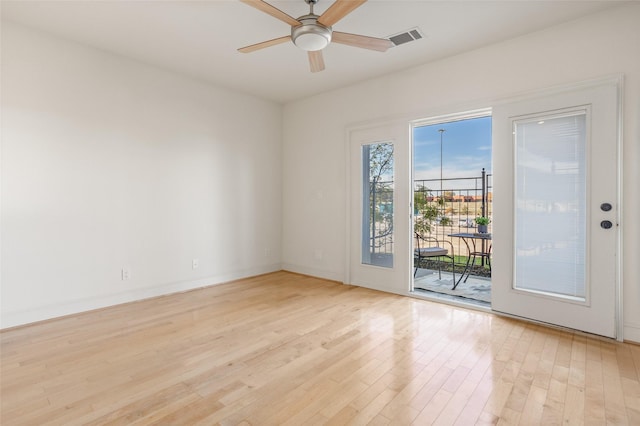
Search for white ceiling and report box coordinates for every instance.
[1,0,629,104]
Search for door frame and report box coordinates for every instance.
[409,108,493,293]
[343,75,623,340]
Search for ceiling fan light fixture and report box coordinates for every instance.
[292,17,332,51]
[294,32,330,51]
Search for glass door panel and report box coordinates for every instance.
[514,111,587,300]
[362,142,394,268]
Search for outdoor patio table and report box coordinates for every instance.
[447,233,492,289]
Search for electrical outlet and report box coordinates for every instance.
[121,268,131,281]
[192,259,199,269]
[264,248,270,258]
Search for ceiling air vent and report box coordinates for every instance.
[388,28,424,47]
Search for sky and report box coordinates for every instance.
[413,116,492,188]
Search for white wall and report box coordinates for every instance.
[1,23,283,327]
[282,4,640,342]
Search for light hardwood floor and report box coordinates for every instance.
[1,271,639,425]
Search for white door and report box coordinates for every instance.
[347,123,410,294]
[492,79,620,338]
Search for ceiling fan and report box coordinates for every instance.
[238,0,394,73]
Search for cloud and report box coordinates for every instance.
[414,164,490,190]
[413,139,439,148]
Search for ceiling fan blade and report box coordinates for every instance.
[317,0,367,27]
[239,0,300,26]
[238,35,292,53]
[308,50,325,73]
[332,31,394,52]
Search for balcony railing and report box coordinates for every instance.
[368,169,492,274]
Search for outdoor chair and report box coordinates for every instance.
[414,233,456,285]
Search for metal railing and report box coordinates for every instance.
[368,181,394,256]
[368,169,492,273]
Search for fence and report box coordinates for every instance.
[368,169,492,269]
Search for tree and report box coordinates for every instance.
[414,191,439,235]
[368,144,394,252]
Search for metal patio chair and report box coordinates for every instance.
[414,233,456,286]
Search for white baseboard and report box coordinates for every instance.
[281,263,344,283]
[0,264,281,329]
[623,323,640,344]
[348,280,407,297]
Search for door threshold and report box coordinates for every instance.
[410,288,492,313]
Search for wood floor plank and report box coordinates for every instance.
[540,365,570,424]
[1,271,638,425]
[601,343,630,424]
[452,356,501,425]
[412,388,453,424]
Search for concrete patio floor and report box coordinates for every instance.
[413,268,491,306]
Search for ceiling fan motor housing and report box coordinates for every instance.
[292,15,332,51]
